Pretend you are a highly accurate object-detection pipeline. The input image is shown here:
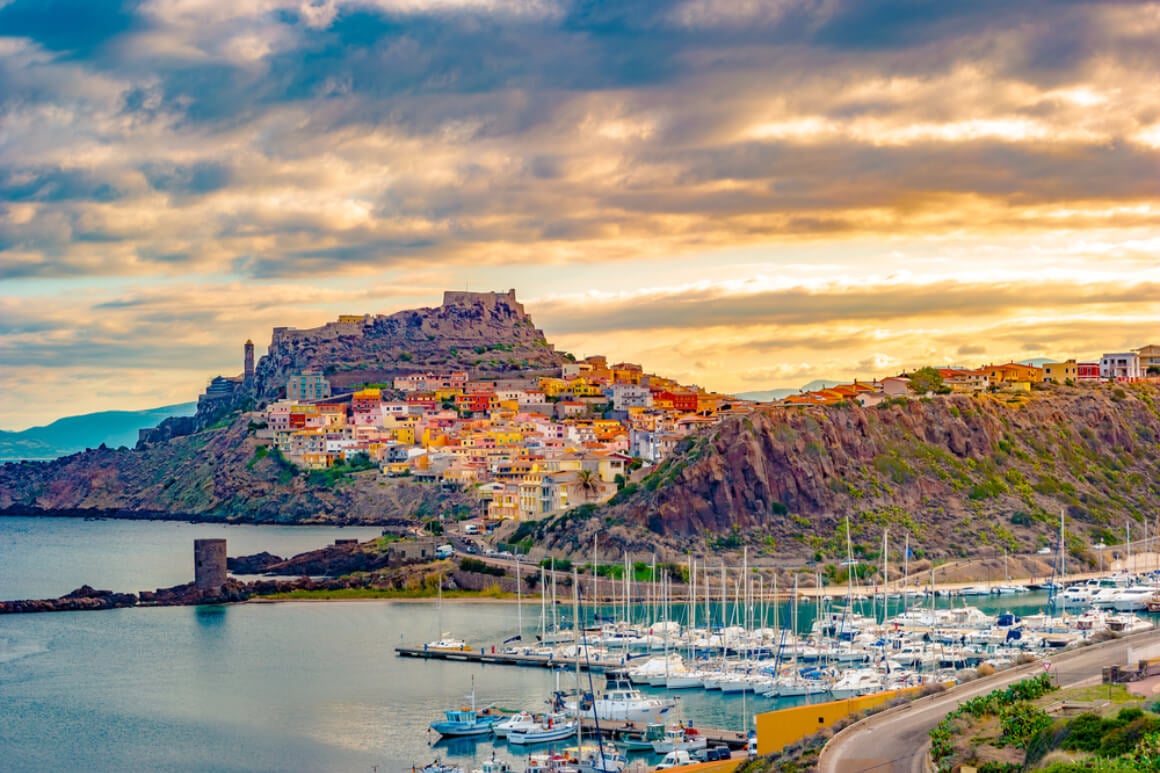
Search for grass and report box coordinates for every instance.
[1056,684,1143,705]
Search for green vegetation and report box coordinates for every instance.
[930,676,1160,773]
[305,452,377,487]
[265,586,515,601]
[930,674,1057,772]
[459,557,506,576]
[908,366,950,395]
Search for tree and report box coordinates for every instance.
[573,469,601,502]
[908,366,945,395]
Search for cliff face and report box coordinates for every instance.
[587,383,1160,559]
[252,289,566,400]
[0,419,478,524]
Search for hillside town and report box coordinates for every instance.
[254,352,753,521]
[251,335,1160,523]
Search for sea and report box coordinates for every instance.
[0,516,1071,772]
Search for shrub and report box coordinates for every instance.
[1099,716,1160,758]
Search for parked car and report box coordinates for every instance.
[693,746,731,762]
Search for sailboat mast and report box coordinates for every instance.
[689,557,696,634]
[572,568,582,748]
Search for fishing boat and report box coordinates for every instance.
[651,724,708,754]
[614,722,665,751]
[577,742,627,773]
[430,682,501,737]
[471,757,512,773]
[524,751,580,773]
[416,761,466,773]
[508,714,578,745]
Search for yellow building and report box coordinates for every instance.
[433,386,464,402]
[979,362,1045,384]
[539,377,567,397]
[568,378,604,397]
[1042,359,1078,383]
[1137,344,1160,373]
[390,426,416,445]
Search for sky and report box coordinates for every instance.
[2,0,1159,430]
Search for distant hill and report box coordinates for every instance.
[0,403,196,462]
[735,379,843,402]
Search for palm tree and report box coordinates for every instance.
[573,469,600,503]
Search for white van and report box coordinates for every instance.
[436,544,454,559]
[463,523,479,535]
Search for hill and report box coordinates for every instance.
[735,380,844,403]
[251,289,567,401]
[527,382,1160,562]
[0,403,196,462]
[0,418,477,524]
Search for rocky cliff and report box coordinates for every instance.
[252,289,566,400]
[0,418,479,523]
[540,383,1160,560]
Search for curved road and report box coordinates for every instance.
[819,630,1160,773]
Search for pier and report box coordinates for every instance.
[579,718,748,751]
[395,646,626,671]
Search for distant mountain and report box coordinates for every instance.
[735,379,843,402]
[0,403,196,462]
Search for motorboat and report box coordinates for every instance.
[577,742,627,773]
[426,633,471,652]
[563,681,675,723]
[829,668,885,699]
[508,714,578,745]
[651,724,708,754]
[493,710,538,738]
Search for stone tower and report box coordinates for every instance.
[194,539,228,594]
[244,339,255,383]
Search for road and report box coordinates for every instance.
[818,630,1160,773]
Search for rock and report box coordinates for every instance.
[227,552,285,574]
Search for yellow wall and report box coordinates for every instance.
[678,760,743,773]
[754,687,925,755]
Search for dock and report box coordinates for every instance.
[395,646,626,672]
[579,718,749,750]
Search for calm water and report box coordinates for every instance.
[0,516,384,600]
[0,517,1075,772]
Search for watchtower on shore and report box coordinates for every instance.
[194,539,228,594]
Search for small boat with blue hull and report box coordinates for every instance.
[430,683,501,737]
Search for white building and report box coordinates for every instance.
[605,383,653,410]
[1100,352,1142,381]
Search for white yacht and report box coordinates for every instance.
[564,682,676,723]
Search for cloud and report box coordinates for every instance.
[531,279,1160,335]
[3,0,1160,425]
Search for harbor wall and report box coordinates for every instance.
[754,686,925,755]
